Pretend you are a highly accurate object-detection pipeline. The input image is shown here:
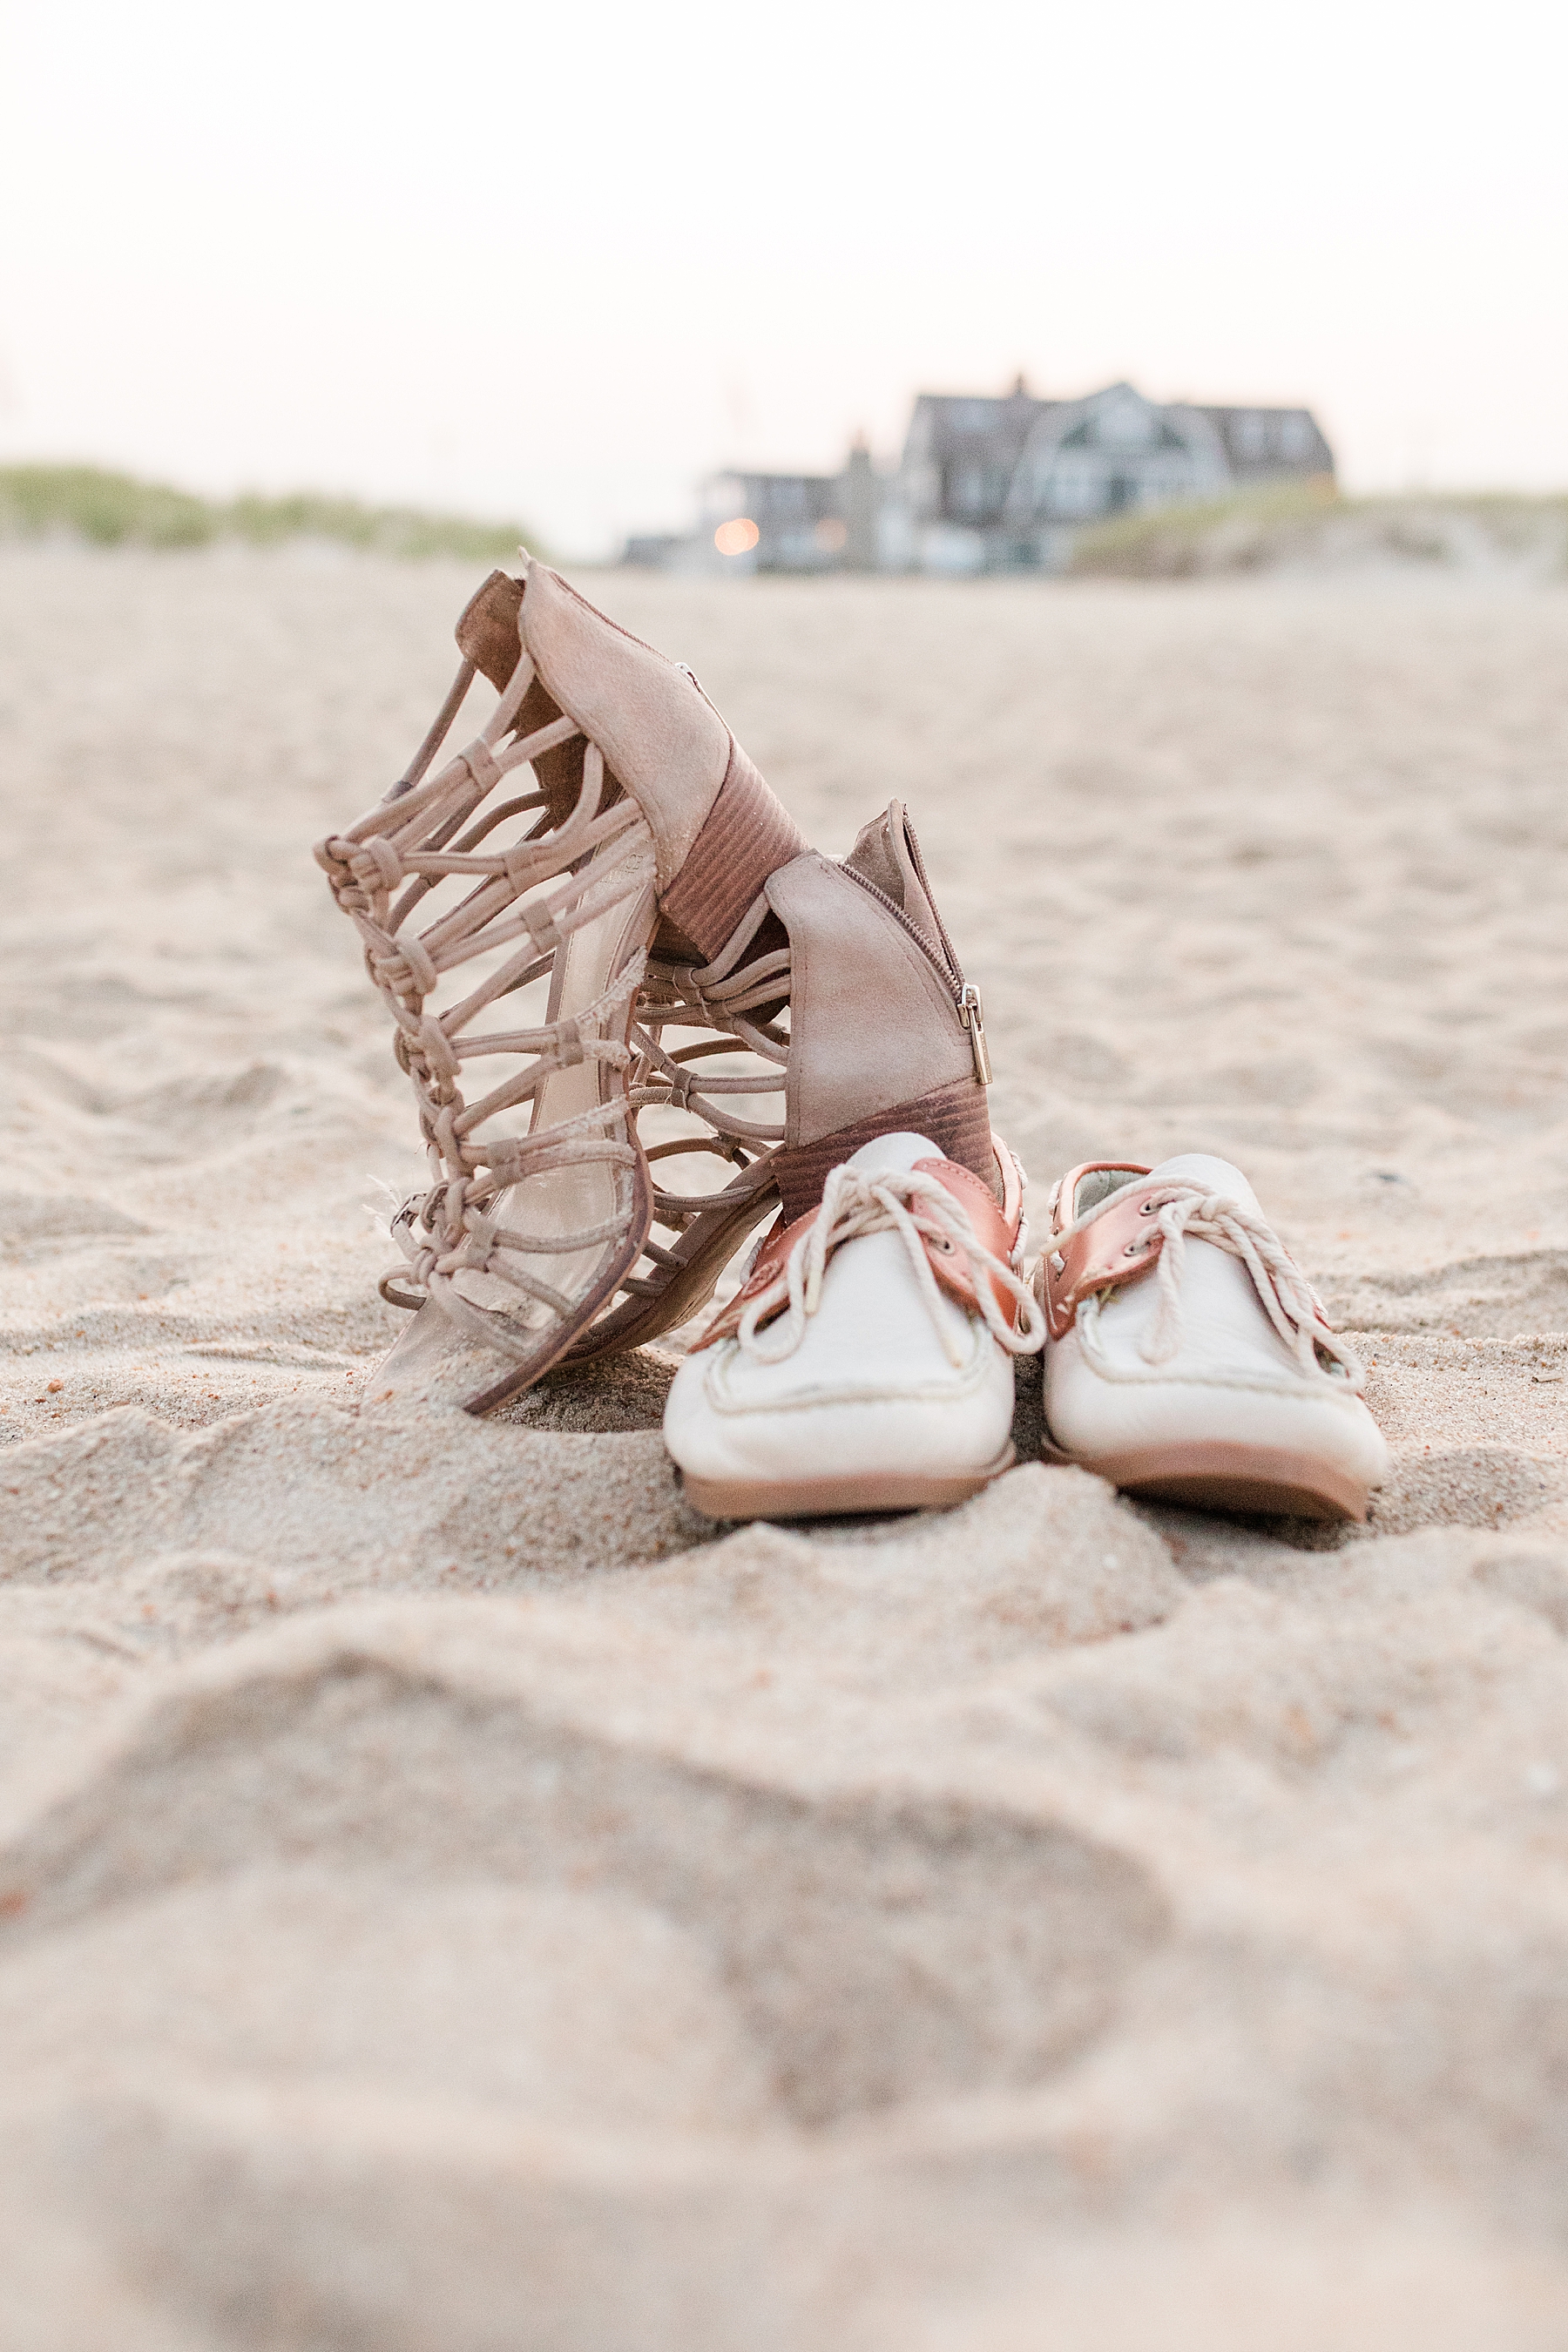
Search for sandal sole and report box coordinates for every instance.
[563,1166,781,1365]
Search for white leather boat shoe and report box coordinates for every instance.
[1036,1152,1389,1521]
[664,1130,1044,1520]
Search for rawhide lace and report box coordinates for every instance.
[1051,1181,1365,1390]
[737,1164,1045,1368]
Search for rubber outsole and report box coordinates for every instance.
[1049,1438,1372,1523]
[679,1443,1017,1523]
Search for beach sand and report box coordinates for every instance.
[2,546,1567,2348]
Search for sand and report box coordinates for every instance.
[2,545,1567,2349]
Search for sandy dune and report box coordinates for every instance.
[3,547,1567,2348]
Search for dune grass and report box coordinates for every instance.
[1068,480,1568,578]
[1068,480,1334,576]
[0,465,546,562]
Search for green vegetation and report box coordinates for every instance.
[1069,479,1338,578]
[1068,481,1568,579]
[0,465,216,549]
[0,464,546,561]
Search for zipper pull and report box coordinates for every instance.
[958,983,992,1085]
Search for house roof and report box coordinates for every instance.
[904,378,1059,470]
[1191,405,1335,475]
[900,380,1335,524]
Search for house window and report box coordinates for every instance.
[908,464,942,515]
[1279,413,1314,460]
[1234,412,1269,460]
[951,463,988,517]
[1041,463,1102,518]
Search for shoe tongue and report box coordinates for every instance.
[1146,1152,1260,1211]
[844,1131,942,1178]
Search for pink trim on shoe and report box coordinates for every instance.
[1039,1160,1156,1340]
[699,1137,1024,1349]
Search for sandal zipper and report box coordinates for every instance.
[900,812,965,987]
[841,836,992,1086]
[902,813,992,1085]
[957,980,992,1085]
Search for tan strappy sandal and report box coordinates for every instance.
[557,921,791,1364]
[563,793,1004,1364]
[764,797,996,1220]
[315,560,806,1413]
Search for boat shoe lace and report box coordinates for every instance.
[1049,1181,1366,1391]
[736,1165,1045,1369]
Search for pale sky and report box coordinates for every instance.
[2,0,1564,556]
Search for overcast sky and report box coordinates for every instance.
[2,0,1564,555]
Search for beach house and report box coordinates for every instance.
[625,378,1334,575]
[890,377,1334,573]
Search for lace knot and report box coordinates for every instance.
[736,1166,1044,1369]
[1059,1179,1364,1391]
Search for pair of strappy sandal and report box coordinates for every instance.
[319,564,1389,1525]
[316,559,996,1418]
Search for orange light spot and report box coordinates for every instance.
[713,517,760,556]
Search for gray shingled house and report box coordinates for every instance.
[625,377,1333,575]
[890,376,1334,572]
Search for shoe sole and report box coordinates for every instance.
[1055,1439,1372,1522]
[563,1159,781,1364]
[680,1443,1017,1522]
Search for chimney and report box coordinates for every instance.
[837,435,880,573]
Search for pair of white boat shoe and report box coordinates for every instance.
[664,1134,1390,1524]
